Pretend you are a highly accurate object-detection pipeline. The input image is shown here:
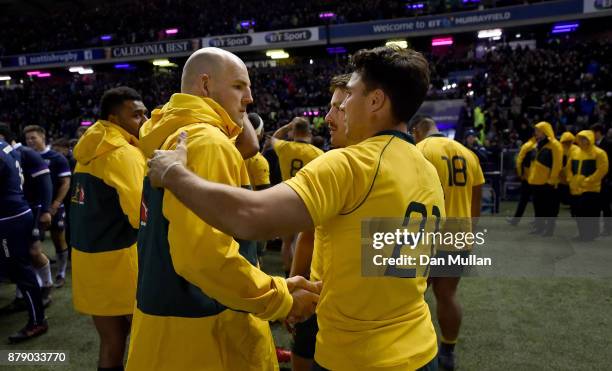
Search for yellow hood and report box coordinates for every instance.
[139,93,242,158]
[576,130,595,148]
[560,131,575,143]
[73,120,138,165]
[535,121,555,140]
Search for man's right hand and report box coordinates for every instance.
[286,275,321,324]
[287,288,319,325]
[39,212,52,229]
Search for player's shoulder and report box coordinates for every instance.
[308,142,324,153]
[45,149,67,162]
[186,125,243,160]
[110,141,145,164]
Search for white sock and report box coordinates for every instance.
[57,250,69,278]
[15,288,23,299]
[36,262,54,287]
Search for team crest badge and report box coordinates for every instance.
[140,199,148,227]
[71,183,85,205]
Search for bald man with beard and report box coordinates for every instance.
[126,48,320,371]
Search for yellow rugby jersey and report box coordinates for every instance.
[285,130,445,371]
[70,120,144,316]
[127,94,290,371]
[245,151,271,189]
[416,134,485,218]
[273,138,323,180]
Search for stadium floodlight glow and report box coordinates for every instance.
[478,29,502,39]
[326,46,347,54]
[100,35,112,41]
[265,49,289,59]
[114,63,131,69]
[319,12,336,19]
[432,37,453,46]
[406,3,425,9]
[152,59,177,67]
[515,33,521,38]
[386,40,408,49]
[552,22,579,34]
[27,71,41,76]
[165,28,179,35]
[0,75,11,81]
[239,20,255,27]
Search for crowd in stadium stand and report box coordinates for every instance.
[1,40,610,165]
[0,0,551,56]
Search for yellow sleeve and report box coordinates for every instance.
[104,145,146,229]
[585,150,609,185]
[470,152,485,186]
[284,149,368,226]
[549,141,564,185]
[163,136,292,320]
[516,144,528,177]
[251,154,270,188]
[273,138,288,153]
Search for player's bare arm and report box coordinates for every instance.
[148,132,314,240]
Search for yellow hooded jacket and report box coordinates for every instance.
[568,130,609,195]
[527,122,563,186]
[515,137,536,180]
[126,94,291,371]
[70,120,144,316]
[560,132,579,185]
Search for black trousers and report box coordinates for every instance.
[532,184,560,234]
[558,183,577,217]
[575,192,602,241]
[0,211,45,326]
[513,180,532,219]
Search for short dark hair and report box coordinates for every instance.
[100,86,143,121]
[292,117,310,135]
[351,45,430,123]
[248,113,264,131]
[329,74,351,94]
[23,125,45,136]
[52,138,70,148]
[0,122,14,142]
[590,123,605,135]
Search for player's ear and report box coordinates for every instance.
[370,88,385,113]
[200,74,211,97]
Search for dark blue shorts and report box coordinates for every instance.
[51,204,65,231]
[29,205,44,242]
[0,210,34,265]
